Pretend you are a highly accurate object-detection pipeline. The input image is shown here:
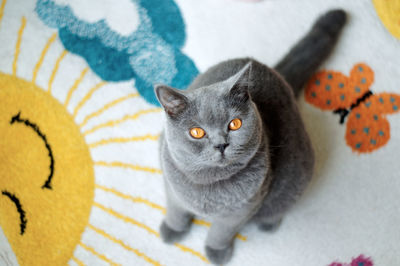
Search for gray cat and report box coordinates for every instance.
[155,10,346,264]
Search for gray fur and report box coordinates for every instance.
[275,9,347,96]
[155,10,346,264]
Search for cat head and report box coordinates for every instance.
[155,63,263,184]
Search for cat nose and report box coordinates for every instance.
[214,143,229,153]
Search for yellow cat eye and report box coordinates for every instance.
[229,118,242,131]
[189,127,206,139]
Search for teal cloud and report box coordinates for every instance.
[35,0,199,106]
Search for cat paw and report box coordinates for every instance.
[205,245,233,265]
[159,221,189,244]
[257,218,282,232]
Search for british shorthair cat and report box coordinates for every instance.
[155,9,346,264]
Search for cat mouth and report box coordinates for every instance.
[215,155,232,166]
[208,151,234,167]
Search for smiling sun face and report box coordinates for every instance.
[0,11,164,266]
[0,74,95,265]
[0,10,96,264]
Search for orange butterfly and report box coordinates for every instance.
[305,63,400,153]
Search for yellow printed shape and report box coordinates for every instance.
[83,108,161,136]
[94,202,160,237]
[88,224,162,266]
[64,67,89,107]
[373,0,400,39]
[71,256,85,266]
[95,184,166,213]
[88,134,160,148]
[48,50,68,93]
[174,243,209,263]
[95,161,162,174]
[79,242,120,266]
[12,17,26,76]
[73,81,107,118]
[32,33,57,83]
[0,74,95,266]
[94,202,209,264]
[0,0,7,30]
[79,92,139,128]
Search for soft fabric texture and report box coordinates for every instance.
[0,0,399,265]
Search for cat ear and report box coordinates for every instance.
[155,85,189,117]
[227,62,252,103]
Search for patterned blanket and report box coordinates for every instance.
[0,0,399,265]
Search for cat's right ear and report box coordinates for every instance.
[155,85,188,118]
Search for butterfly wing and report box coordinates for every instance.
[305,63,374,111]
[366,92,400,115]
[345,93,397,153]
[305,70,353,110]
[349,63,374,97]
[346,109,390,153]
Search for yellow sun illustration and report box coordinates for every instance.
[0,72,95,265]
[0,2,247,265]
[0,16,95,265]
[373,0,400,39]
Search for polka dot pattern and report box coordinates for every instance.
[345,93,400,153]
[305,63,400,154]
[305,63,374,111]
[346,106,391,153]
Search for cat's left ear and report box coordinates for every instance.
[227,62,252,103]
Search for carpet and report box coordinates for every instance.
[0,0,399,265]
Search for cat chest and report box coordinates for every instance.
[168,174,266,217]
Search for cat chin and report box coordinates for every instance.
[209,159,230,168]
[209,154,235,167]
[187,161,246,185]
[217,159,231,167]
[188,173,233,185]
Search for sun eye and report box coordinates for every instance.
[229,118,242,131]
[189,127,205,139]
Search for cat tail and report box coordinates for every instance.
[274,9,347,97]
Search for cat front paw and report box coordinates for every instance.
[159,220,189,244]
[205,245,234,265]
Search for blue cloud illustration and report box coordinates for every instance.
[35,0,199,106]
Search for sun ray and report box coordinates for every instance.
[94,202,160,237]
[82,108,161,136]
[48,50,68,93]
[94,161,162,174]
[78,242,120,266]
[94,202,208,263]
[73,81,107,118]
[32,33,57,83]
[235,234,247,242]
[88,224,161,266]
[71,255,85,266]
[64,67,89,108]
[96,184,165,213]
[96,184,247,241]
[12,16,26,76]
[79,93,139,128]
[192,219,210,227]
[0,0,7,30]
[173,243,209,264]
[89,134,160,148]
